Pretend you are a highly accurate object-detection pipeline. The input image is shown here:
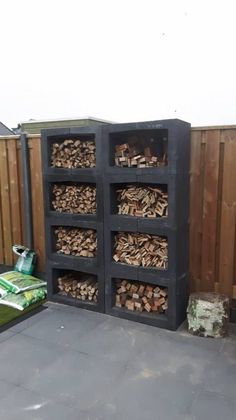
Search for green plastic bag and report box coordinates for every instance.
[0,285,8,298]
[0,271,46,294]
[0,287,47,311]
[13,245,37,275]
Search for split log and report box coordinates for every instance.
[187,292,229,338]
[113,232,168,269]
[115,279,168,314]
[55,227,97,257]
[58,273,98,303]
[117,185,168,217]
[51,138,96,168]
[52,184,96,214]
[114,142,166,168]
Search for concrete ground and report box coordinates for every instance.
[0,302,235,420]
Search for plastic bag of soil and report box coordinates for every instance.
[0,285,8,298]
[13,245,37,275]
[0,286,47,311]
[0,271,46,294]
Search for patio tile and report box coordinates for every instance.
[20,306,105,349]
[203,341,236,398]
[0,386,83,420]
[71,315,156,362]
[0,329,17,343]
[8,305,53,333]
[25,348,126,411]
[0,380,18,402]
[0,334,66,387]
[189,390,236,420]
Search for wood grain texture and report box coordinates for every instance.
[200,130,220,291]
[218,130,236,296]
[29,138,45,272]
[189,130,204,292]
[0,140,13,265]
[16,141,25,245]
[7,139,22,263]
[0,162,4,263]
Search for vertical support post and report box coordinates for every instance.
[20,133,33,249]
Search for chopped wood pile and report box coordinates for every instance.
[113,232,168,269]
[115,279,168,313]
[51,139,96,168]
[58,273,98,303]
[114,143,166,167]
[55,227,97,257]
[117,185,168,217]
[52,184,96,214]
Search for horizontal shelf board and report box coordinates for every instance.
[108,215,170,230]
[43,173,102,183]
[109,265,170,286]
[47,211,98,221]
[108,306,169,328]
[111,261,167,273]
[51,293,102,312]
[46,217,99,229]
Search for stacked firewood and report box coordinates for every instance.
[114,143,166,167]
[58,273,98,303]
[113,232,168,269]
[55,227,97,257]
[52,184,96,214]
[115,279,168,313]
[117,185,168,217]
[51,139,96,168]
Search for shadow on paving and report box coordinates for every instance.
[0,302,235,420]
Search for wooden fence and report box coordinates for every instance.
[0,135,45,272]
[0,127,235,299]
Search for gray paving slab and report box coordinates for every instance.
[8,305,54,333]
[0,329,17,343]
[20,306,106,350]
[189,390,236,420]
[0,380,18,402]
[24,347,126,411]
[203,340,236,398]
[0,385,84,420]
[0,333,67,387]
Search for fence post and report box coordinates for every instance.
[20,133,33,249]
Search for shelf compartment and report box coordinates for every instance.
[49,182,97,215]
[105,274,188,330]
[102,119,190,175]
[47,264,104,313]
[43,174,104,222]
[41,125,102,176]
[111,182,168,218]
[53,226,97,258]
[110,128,168,168]
[105,226,187,279]
[114,278,168,314]
[113,231,168,270]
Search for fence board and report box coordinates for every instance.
[189,130,204,292]
[16,142,25,246]
[0,140,13,265]
[200,130,220,291]
[29,138,45,272]
[7,139,22,263]
[218,130,236,296]
[0,168,3,263]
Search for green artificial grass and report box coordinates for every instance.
[0,300,46,327]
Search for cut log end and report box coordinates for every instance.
[115,279,168,315]
[187,292,230,338]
